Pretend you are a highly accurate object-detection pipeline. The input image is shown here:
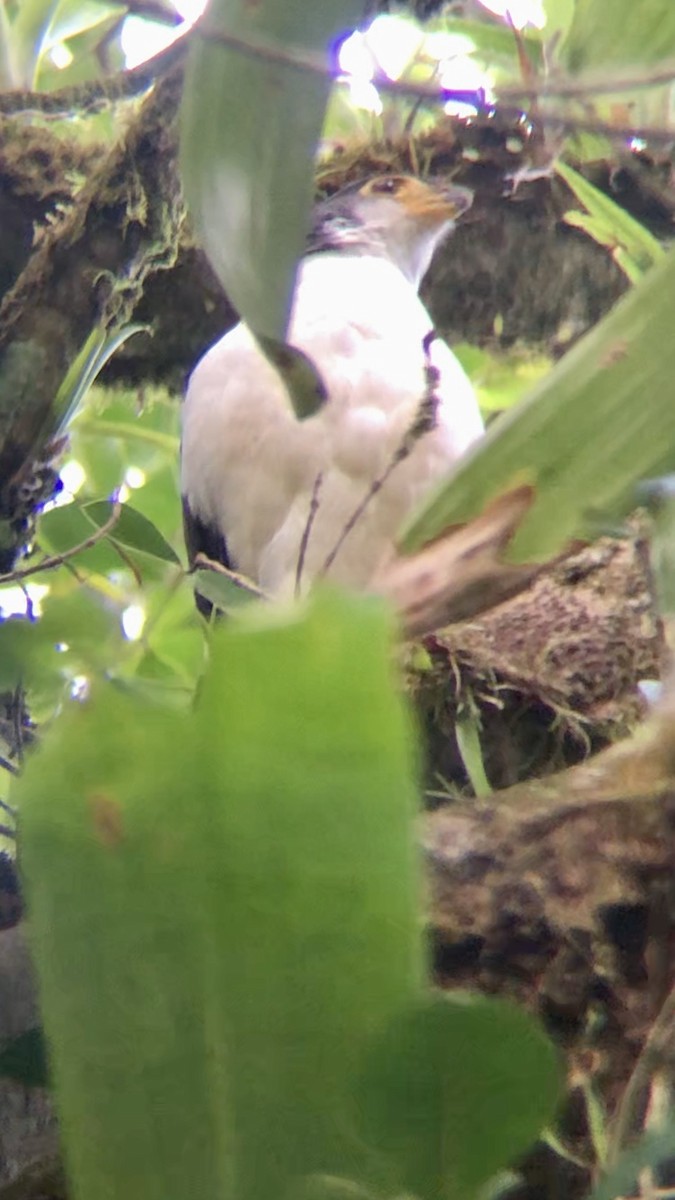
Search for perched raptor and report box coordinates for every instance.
[181,174,484,607]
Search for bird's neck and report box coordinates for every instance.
[394,220,452,288]
[304,220,451,291]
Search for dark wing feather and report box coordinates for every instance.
[182,495,234,619]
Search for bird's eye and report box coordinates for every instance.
[369,176,403,195]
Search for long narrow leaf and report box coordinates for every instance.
[402,241,675,562]
[180,0,364,342]
[51,323,146,438]
[557,161,664,282]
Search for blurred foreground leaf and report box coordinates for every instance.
[18,592,425,1200]
[180,0,364,343]
[403,242,675,562]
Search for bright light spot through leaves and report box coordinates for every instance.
[477,0,546,28]
[338,15,490,116]
[121,604,146,642]
[57,460,87,502]
[124,466,147,491]
[0,584,49,620]
[121,0,206,68]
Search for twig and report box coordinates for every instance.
[192,553,266,599]
[200,24,494,117]
[0,32,188,118]
[108,538,143,588]
[319,333,440,579]
[0,757,19,778]
[199,24,675,147]
[295,472,323,597]
[202,23,675,103]
[0,498,122,586]
[511,110,675,148]
[4,15,675,143]
[502,60,675,101]
[608,978,675,1164]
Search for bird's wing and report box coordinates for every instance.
[182,492,234,618]
[181,322,323,584]
[182,494,233,571]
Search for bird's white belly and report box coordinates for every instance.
[181,254,483,593]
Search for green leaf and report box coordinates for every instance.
[357,993,560,1199]
[83,501,181,565]
[51,324,147,438]
[322,80,382,147]
[430,15,543,73]
[192,567,262,613]
[455,706,491,796]
[562,0,675,71]
[76,416,178,457]
[401,241,675,563]
[6,0,124,87]
[0,2,19,88]
[557,161,664,283]
[72,385,181,521]
[35,25,122,90]
[0,1028,49,1089]
[37,0,124,50]
[592,1127,675,1200]
[37,502,127,577]
[37,583,124,667]
[179,0,365,344]
[0,581,130,718]
[37,500,178,585]
[4,0,63,86]
[0,616,66,699]
[540,0,576,46]
[18,590,424,1200]
[639,480,675,616]
[453,343,551,415]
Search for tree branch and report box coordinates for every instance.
[0,35,188,119]
[0,499,122,586]
[0,63,185,571]
[200,23,675,147]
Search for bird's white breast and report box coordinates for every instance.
[181,253,484,593]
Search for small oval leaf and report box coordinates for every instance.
[356,992,561,1199]
[83,501,180,565]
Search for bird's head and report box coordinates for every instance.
[306,174,472,287]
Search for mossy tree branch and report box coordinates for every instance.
[0,62,185,570]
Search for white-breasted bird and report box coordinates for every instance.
[181,174,484,609]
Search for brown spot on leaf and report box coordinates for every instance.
[88,793,124,848]
[600,340,628,368]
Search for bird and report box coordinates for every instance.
[181,173,484,611]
